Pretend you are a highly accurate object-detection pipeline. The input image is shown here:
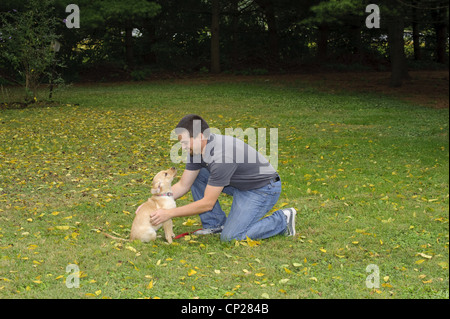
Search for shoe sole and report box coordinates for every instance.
[286,208,296,237]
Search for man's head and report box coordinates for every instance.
[175,114,210,156]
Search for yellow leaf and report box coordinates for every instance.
[147,280,154,289]
[245,236,261,247]
[95,290,102,296]
[284,268,292,274]
[182,219,197,226]
[55,226,70,230]
[309,277,318,282]
[85,293,96,297]
[422,279,433,284]
[125,246,137,253]
[417,253,432,259]
[188,269,197,276]
[255,273,265,277]
[415,259,426,265]
[319,248,327,253]
[438,262,448,270]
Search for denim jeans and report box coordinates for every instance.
[190,168,287,241]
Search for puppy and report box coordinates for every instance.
[103,167,177,243]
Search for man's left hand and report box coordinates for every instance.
[150,209,171,225]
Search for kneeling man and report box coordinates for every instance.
[150,114,296,241]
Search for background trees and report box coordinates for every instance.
[0,0,448,89]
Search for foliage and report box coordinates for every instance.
[0,0,63,102]
[0,78,448,298]
[0,0,448,82]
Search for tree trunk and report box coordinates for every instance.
[387,15,410,87]
[317,24,329,63]
[265,1,279,67]
[350,25,362,62]
[231,0,239,70]
[433,6,447,64]
[254,0,279,69]
[125,27,134,70]
[412,6,421,60]
[211,0,221,74]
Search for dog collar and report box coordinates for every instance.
[156,192,173,197]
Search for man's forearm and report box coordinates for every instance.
[171,182,190,200]
[169,198,214,219]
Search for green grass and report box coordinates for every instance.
[0,78,448,299]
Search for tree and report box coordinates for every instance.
[383,1,411,87]
[211,0,221,73]
[254,0,280,67]
[0,0,62,102]
[432,2,448,64]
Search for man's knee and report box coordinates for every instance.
[220,228,245,242]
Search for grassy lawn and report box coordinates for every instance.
[0,77,448,299]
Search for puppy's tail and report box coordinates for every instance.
[93,228,129,241]
[102,232,129,241]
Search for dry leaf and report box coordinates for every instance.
[188,269,197,276]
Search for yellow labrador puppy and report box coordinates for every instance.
[103,167,176,243]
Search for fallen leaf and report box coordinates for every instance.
[188,269,197,276]
[125,246,137,253]
[416,253,432,259]
[55,226,70,230]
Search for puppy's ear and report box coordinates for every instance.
[151,182,161,194]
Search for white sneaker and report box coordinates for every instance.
[282,208,297,237]
[193,226,224,235]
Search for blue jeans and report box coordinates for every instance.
[190,168,287,241]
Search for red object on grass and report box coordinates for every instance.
[174,229,203,240]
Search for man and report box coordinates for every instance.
[150,114,296,241]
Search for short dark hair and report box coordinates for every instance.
[175,114,210,138]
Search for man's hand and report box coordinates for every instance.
[150,209,172,226]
